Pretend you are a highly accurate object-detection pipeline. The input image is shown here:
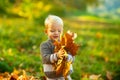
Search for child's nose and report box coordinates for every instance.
[55,31,59,34]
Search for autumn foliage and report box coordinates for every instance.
[54,31,79,56]
[0,69,37,80]
[53,31,79,78]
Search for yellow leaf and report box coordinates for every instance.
[89,74,101,80]
[96,32,103,39]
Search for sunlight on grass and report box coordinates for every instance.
[0,15,120,79]
[71,15,120,24]
[76,15,106,22]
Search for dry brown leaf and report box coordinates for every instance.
[0,70,37,80]
[55,60,65,75]
[89,74,101,80]
[63,61,72,78]
[10,73,18,80]
[54,31,79,56]
[64,32,79,56]
[53,31,79,78]
[106,71,113,80]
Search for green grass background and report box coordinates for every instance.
[0,14,120,79]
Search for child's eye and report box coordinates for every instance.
[50,30,55,32]
[58,30,61,32]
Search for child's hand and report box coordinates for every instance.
[67,54,73,62]
[57,48,65,59]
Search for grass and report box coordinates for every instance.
[0,15,120,79]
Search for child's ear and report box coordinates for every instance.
[44,29,47,34]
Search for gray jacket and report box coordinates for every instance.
[40,39,73,79]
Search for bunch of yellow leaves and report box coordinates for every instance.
[0,69,38,80]
[53,31,79,78]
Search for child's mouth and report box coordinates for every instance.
[53,36,59,39]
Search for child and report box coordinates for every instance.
[40,15,74,80]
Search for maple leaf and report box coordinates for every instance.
[53,31,79,78]
[54,31,79,56]
[89,74,101,80]
[106,71,113,80]
[63,32,79,56]
[63,61,72,78]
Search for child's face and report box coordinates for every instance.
[46,23,63,41]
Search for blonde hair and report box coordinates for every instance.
[44,15,63,28]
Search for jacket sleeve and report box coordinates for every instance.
[40,42,58,64]
[67,52,75,63]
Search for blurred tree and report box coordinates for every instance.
[0,0,10,14]
[0,0,101,17]
[0,0,21,16]
[60,0,100,10]
[0,0,103,24]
